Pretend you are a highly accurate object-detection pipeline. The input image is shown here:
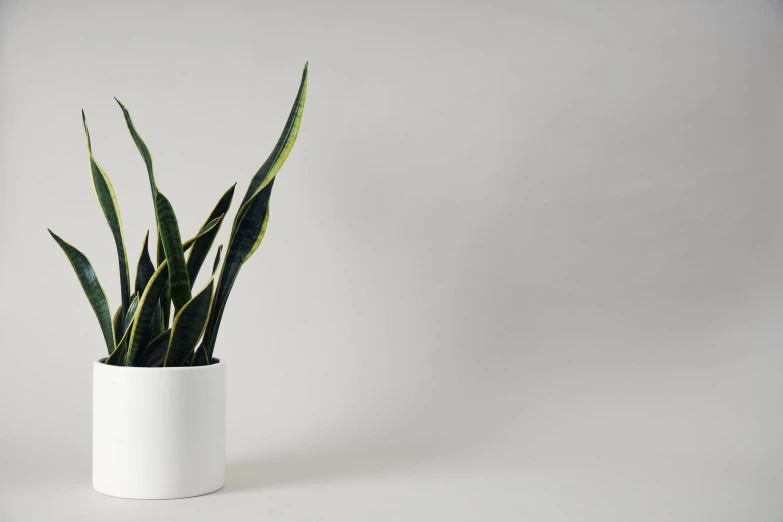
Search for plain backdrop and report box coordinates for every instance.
[2,0,783,520]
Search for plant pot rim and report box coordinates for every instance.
[94,358,223,372]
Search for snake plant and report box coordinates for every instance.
[49,63,308,367]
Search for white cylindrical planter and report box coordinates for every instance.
[93,358,226,499]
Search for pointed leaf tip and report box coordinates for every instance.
[50,232,115,354]
[213,245,223,274]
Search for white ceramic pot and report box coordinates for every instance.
[92,358,226,499]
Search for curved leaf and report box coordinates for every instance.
[155,191,191,312]
[212,244,223,274]
[190,247,221,366]
[126,260,169,366]
[49,230,114,354]
[127,222,222,365]
[158,214,220,330]
[234,62,308,234]
[199,64,308,363]
[160,269,171,330]
[114,98,156,196]
[202,179,275,361]
[112,304,124,345]
[242,194,272,263]
[191,343,209,366]
[157,239,165,267]
[135,231,161,336]
[115,98,166,268]
[105,305,137,366]
[124,293,139,328]
[164,274,215,367]
[186,184,235,287]
[151,301,164,338]
[188,216,223,247]
[136,328,171,367]
[105,346,126,366]
[110,293,138,350]
[105,326,129,366]
[82,111,131,316]
[135,231,155,295]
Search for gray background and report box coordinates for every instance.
[1,0,783,520]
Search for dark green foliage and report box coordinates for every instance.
[49,230,115,354]
[155,192,191,313]
[136,329,171,367]
[135,232,155,295]
[49,63,308,366]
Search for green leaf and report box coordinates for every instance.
[159,214,222,331]
[105,306,137,366]
[212,244,223,273]
[151,302,164,338]
[199,64,308,363]
[155,191,191,312]
[160,280,171,330]
[203,179,275,361]
[242,187,273,263]
[186,184,235,288]
[233,62,308,235]
[105,330,128,366]
[190,216,223,246]
[114,98,166,268]
[191,343,209,366]
[82,111,131,316]
[124,293,139,328]
[112,304,124,345]
[167,246,221,367]
[49,230,115,354]
[164,274,215,367]
[190,246,223,368]
[111,293,138,350]
[157,239,166,267]
[127,221,222,366]
[158,212,221,330]
[135,231,155,295]
[136,329,171,367]
[135,231,161,336]
[114,98,157,199]
[126,260,169,366]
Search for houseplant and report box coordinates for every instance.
[49,63,308,499]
